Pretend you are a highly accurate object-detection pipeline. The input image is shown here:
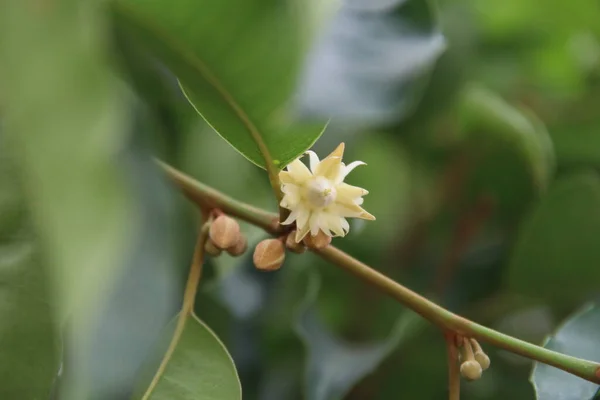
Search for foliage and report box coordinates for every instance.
[1,0,600,399]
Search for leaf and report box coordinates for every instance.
[112,0,325,169]
[508,170,600,302]
[531,303,600,400]
[295,273,423,400]
[0,2,180,399]
[295,0,446,128]
[458,84,555,195]
[0,136,60,399]
[135,314,242,400]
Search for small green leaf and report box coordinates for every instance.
[531,303,600,400]
[136,315,242,400]
[113,0,325,169]
[508,170,600,302]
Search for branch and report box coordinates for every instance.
[159,161,600,385]
[445,332,460,400]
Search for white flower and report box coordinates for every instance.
[279,143,375,243]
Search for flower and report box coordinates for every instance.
[279,143,375,243]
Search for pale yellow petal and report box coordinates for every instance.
[336,183,368,200]
[340,218,350,233]
[358,209,376,221]
[326,143,345,159]
[306,151,320,173]
[286,158,312,182]
[279,171,295,184]
[309,213,320,236]
[321,213,345,237]
[337,160,366,183]
[281,210,298,225]
[295,222,311,242]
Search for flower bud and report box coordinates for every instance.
[253,238,285,271]
[460,360,482,381]
[227,235,248,257]
[469,338,490,370]
[205,239,222,257]
[303,230,331,250]
[286,232,306,254]
[209,215,240,249]
[474,351,490,370]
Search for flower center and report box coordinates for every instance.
[305,177,336,208]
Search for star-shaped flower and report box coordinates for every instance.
[279,143,375,243]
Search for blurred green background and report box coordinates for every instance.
[1,0,600,399]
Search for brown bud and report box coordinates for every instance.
[460,360,482,381]
[253,238,285,271]
[209,215,240,249]
[285,232,306,254]
[226,235,248,257]
[204,239,222,257]
[303,230,331,250]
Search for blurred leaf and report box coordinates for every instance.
[0,2,179,399]
[459,84,555,194]
[508,170,600,302]
[113,0,325,169]
[135,314,241,400]
[0,137,59,399]
[531,303,600,400]
[295,273,422,400]
[296,0,445,128]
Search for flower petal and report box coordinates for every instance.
[306,151,320,174]
[337,183,368,199]
[337,161,366,183]
[321,213,345,237]
[295,222,311,242]
[326,143,345,159]
[286,158,312,183]
[309,213,320,236]
[282,210,298,225]
[279,171,295,184]
[340,218,350,233]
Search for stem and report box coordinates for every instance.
[159,161,600,385]
[157,160,280,234]
[315,245,600,384]
[445,332,460,400]
[141,220,211,400]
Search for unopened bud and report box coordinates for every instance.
[303,230,331,250]
[469,338,490,370]
[286,232,306,254]
[474,351,490,370]
[253,238,285,271]
[204,239,222,257]
[460,360,482,381]
[209,215,240,249]
[227,235,248,257]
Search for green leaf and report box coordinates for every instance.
[295,273,423,400]
[135,314,242,400]
[531,303,600,400]
[296,0,445,128]
[458,84,555,194]
[0,2,180,399]
[508,170,600,302]
[0,137,60,400]
[112,0,325,169]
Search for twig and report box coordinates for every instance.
[159,160,600,385]
[445,332,461,400]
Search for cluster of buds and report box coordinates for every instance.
[458,337,491,381]
[206,215,247,257]
[252,228,333,272]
